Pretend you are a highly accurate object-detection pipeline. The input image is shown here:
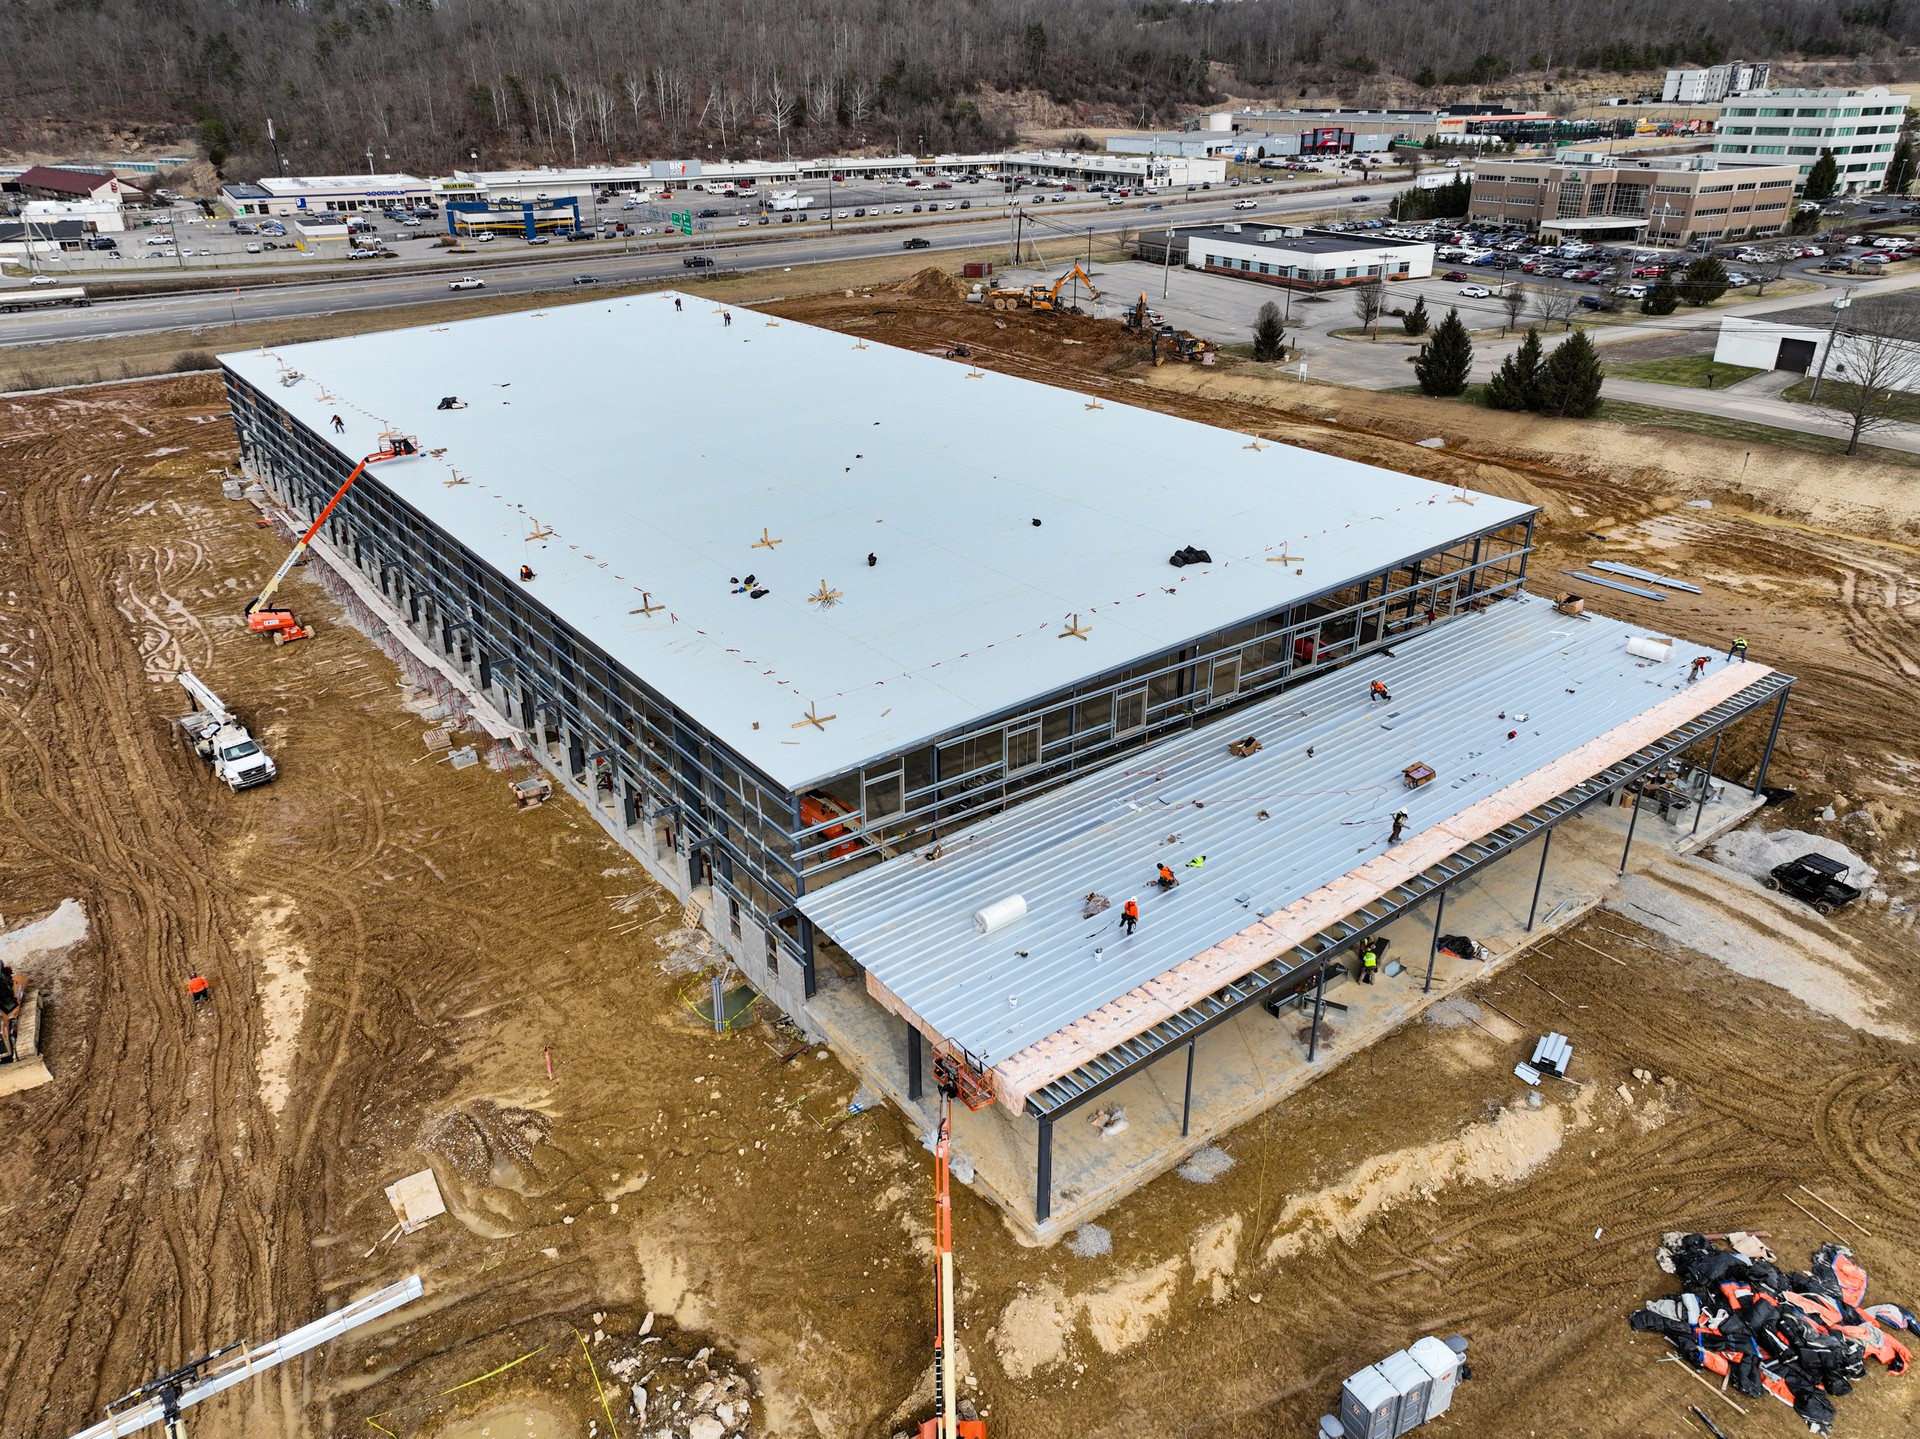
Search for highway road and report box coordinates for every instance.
[0,183,1376,348]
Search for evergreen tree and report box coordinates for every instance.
[1252,300,1287,361]
[1535,331,1605,419]
[1485,327,1543,411]
[1804,150,1840,202]
[1640,274,1679,315]
[1888,132,1915,195]
[1401,294,1430,336]
[1414,307,1474,397]
[1679,254,1730,307]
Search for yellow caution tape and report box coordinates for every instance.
[575,1328,619,1434]
[434,1342,550,1397]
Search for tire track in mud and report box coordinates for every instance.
[0,386,313,1435]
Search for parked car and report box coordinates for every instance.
[526,235,550,245]
[1576,294,1608,311]
[1458,284,1492,298]
[448,276,485,290]
[245,243,262,253]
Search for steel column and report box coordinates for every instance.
[1619,780,1644,873]
[1307,956,1330,1061]
[1525,826,1555,931]
[1181,1040,1196,1138]
[1423,885,1448,994]
[1036,1116,1054,1225]
[1691,731,1724,837]
[1754,687,1791,793]
[907,1021,923,1102]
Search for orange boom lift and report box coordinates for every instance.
[244,434,419,642]
[920,1052,991,1439]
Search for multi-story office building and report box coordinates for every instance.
[1469,153,1798,245]
[1713,86,1911,193]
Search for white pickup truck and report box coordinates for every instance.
[175,670,277,790]
[448,276,485,290]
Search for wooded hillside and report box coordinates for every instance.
[3,0,1915,177]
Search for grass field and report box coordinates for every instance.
[1781,374,1920,425]
[1603,354,1764,389]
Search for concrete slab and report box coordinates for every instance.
[810,779,1762,1243]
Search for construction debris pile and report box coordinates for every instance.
[1630,1233,1916,1434]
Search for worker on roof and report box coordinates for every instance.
[1360,943,1379,985]
[1728,636,1748,662]
[1388,808,1409,844]
[1689,655,1710,683]
[1369,679,1392,704]
[330,414,345,434]
[519,564,535,582]
[1155,863,1178,890]
[1120,898,1139,935]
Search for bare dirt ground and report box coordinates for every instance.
[3,277,1919,1439]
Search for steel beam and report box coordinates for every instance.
[1036,1116,1054,1225]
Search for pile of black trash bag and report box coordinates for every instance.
[1629,1232,1917,1434]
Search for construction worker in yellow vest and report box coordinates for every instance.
[1727,635,1748,662]
[1360,942,1379,985]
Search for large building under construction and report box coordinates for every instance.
[221,294,1792,1239]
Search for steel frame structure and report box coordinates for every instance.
[1020,670,1792,1224]
[225,369,1535,1016]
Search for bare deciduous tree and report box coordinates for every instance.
[1351,277,1386,339]
[1532,284,1578,332]
[762,72,795,154]
[846,75,874,132]
[1810,304,1920,455]
[1500,282,1528,335]
[1745,253,1791,296]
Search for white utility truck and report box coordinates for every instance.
[174,670,277,790]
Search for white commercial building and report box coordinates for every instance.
[1714,296,1920,388]
[1714,86,1912,193]
[1662,62,1771,106]
[20,197,124,233]
[1184,224,1433,290]
[248,174,437,217]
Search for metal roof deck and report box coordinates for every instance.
[222,295,1531,791]
[798,595,1765,1069]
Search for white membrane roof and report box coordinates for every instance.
[223,293,1533,790]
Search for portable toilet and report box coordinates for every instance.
[1340,1365,1400,1439]
[1408,1336,1463,1420]
[1376,1349,1432,1435]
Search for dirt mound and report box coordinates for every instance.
[890,266,969,301]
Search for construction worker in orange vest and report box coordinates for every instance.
[1155,863,1178,890]
[186,973,211,1006]
[1120,897,1140,935]
[1369,679,1392,704]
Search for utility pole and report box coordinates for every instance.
[1807,291,1852,402]
[267,116,287,176]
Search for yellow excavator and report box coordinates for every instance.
[983,263,1101,314]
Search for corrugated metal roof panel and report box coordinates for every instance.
[799,595,1755,1064]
